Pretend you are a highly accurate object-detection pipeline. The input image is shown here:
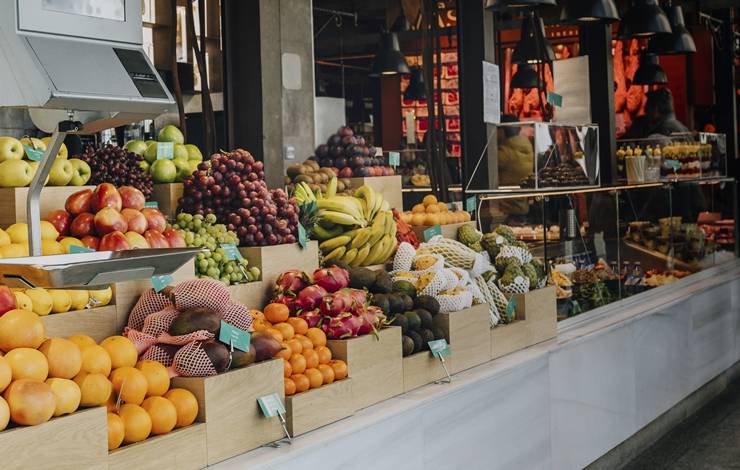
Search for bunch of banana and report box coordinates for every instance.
[294,176,340,207]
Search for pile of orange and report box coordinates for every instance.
[401,195,472,227]
[251,304,348,396]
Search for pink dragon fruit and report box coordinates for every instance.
[298,308,323,328]
[322,313,364,339]
[319,290,353,318]
[271,293,298,315]
[295,285,328,312]
[341,288,368,314]
[358,305,386,337]
[273,269,311,296]
[312,266,350,293]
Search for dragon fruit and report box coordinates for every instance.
[358,306,386,337]
[273,269,311,296]
[271,293,298,315]
[319,290,353,318]
[312,266,350,293]
[295,285,328,312]
[322,313,364,339]
[341,288,367,314]
[298,309,323,328]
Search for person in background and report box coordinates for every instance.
[497,115,534,222]
[644,88,689,137]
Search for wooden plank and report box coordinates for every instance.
[151,183,184,221]
[108,424,207,470]
[412,221,476,241]
[171,358,285,465]
[514,286,557,346]
[285,378,354,436]
[436,303,492,374]
[347,175,403,211]
[227,281,267,309]
[402,351,447,392]
[0,408,108,470]
[239,241,319,290]
[0,186,95,227]
[490,320,528,360]
[41,305,118,342]
[327,327,403,410]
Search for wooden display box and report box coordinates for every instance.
[108,424,207,470]
[402,351,447,393]
[151,183,184,220]
[171,358,284,465]
[436,303,491,374]
[412,221,476,241]
[490,319,528,360]
[42,305,118,342]
[0,408,107,470]
[327,327,403,410]
[285,378,354,436]
[227,281,267,309]
[0,185,95,227]
[348,175,403,211]
[490,286,557,359]
[238,241,319,291]
[364,263,388,272]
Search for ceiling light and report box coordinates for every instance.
[560,0,619,23]
[633,53,668,85]
[512,13,555,64]
[618,0,672,38]
[648,4,696,54]
[403,67,427,100]
[370,32,410,77]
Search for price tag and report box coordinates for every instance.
[144,201,159,209]
[423,225,442,242]
[69,245,94,254]
[428,339,451,358]
[465,195,477,213]
[298,223,308,249]
[664,160,681,172]
[219,320,251,352]
[388,151,400,167]
[258,393,286,418]
[220,243,242,261]
[23,144,44,162]
[156,142,174,160]
[506,296,518,320]
[546,91,563,108]
[150,274,173,293]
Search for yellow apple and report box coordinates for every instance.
[49,289,72,313]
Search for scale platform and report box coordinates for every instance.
[0,248,200,289]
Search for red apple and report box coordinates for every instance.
[124,231,150,249]
[366,167,376,177]
[162,228,186,248]
[144,230,170,249]
[91,183,122,212]
[119,186,146,211]
[141,208,167,233]
[0,286,17,317]
[80,235,99,251]
[94,207,128,236]
[70,213,96,238]
[99,231,131,251]
[46,210,72,237]
[386,166,395,176]
[65,189,94,215]
[338,167,353,178]
[121,208,148,234]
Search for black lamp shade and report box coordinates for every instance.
[648,5,696,54]
[512,14,555,64]
[403,67,427,100]
[633,53,668,85]
[561,0,619,23]
[617,0,672,38]
[485,0,557,9]
[511,64,543,89]
[370,32,410,77]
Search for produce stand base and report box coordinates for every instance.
[108,424,207,470]
[348,175,403,211]
[437,303,492,374]
[227,281,266,310]
[402,351,447,392]
[286,378,354,437]
[151,183,184,220]
[327,327,403,410]
[0,185,96,227]
[412,221,476,241]
[491,319,528,360]
[171,358,285,465]
[41,304,118,342]
[0,407,107,470]
[239,241,319,289]
[512,286,557,346]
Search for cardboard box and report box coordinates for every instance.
[402,351,447,392]
[490,286,557,359]
[435,303,491,374]
[348,175,403,211]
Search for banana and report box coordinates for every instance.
[366,213,386,246]
[351,243,371,267]
[323,246,346,262]
[313,224,344,241]
[318,210,365,227]
[380,234,398,262]
[371,191,384,221]
[342,248,358,265]
[319,235,352,252]
[355,185,376,220]
[317,197,364,222]
[326,177,338,198]
[380,200,390,212]
[350,227,372,249]
[364,236,387,266]
[294,184,308,203]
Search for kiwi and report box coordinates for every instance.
[286,163,303,177]
[169,308,221,336]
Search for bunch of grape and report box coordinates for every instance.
[173,212,261,285]
[76,144,154,198]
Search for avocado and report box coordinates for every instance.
[414,309,433,330]
[414,295,440,316]
[391,313,408,334]
[402,335,415,357]
[403,311,422,332]
[169,307,221,336]
[420,329,435,348]
[408,330,423,353]
[230,345,257,369]
[370,293,390,315]
[401,294,414,311]
[392,280,417,298]
[349,267,376,289]
[202,341,230,373]
[432,327,447,341]
[388,294,405,314]
[372,271,393,294]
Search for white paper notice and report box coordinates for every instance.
[482,61,500,125]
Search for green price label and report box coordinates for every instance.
[506,296,518,320]
[465,196,477,213]
[220,244,242,261]
[219,320,251,352]
[156,142,174,160]
[665,160,680,171]
[298,223,308,249]
[257,393,286,418]
[23,144,44,162]
[69,245,94,254]
[428,339,451,358]
[144,201,159,209]
[388,151,400,167]
[546,92,563,108]
[151,274,173,293]
[423,225,442,242]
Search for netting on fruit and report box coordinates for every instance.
[141,306,180,337]
[221,302,253,331]
[473,275,501,326]
[392,242,417,272]
[437,290,473,313]
[173,341,219,377]
[418,270,447,297]
[157,330,216,346]
[123,328,158,354]
[500,275,530,295]
[496,245,532,266]
[128,289,174,331]
[171,279,232,312]
[442,269,460,290]
[142,344,181,367]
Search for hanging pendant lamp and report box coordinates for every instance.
[633,53,668,85]
[511,64,543,89]
[560,0,619,23]
[403,67,427,100]
[512,13,555,64]
[648,4,696,54]
[618,0,672,38]
[485,0,557,10]
[370,32,410,77]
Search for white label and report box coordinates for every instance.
[482,61,501,125]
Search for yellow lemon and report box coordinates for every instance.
[68,290,89,311]
[41,240,64,256]
[13,291,32,311]
[49,290,72,314]
[40,221,59,241]
[0,229,10,247]
[0,244,25,259]
[59,237,84,253]
[5,223,28,244]
[88,287,112,307]
[25,287,53,316]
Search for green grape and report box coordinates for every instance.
[183,213,193,223]
[225,264,234,274]
[205,213,217,224]
[206,267,220,278]
[178,220,188,229]
[196,252,205,261]
[212,253,223,263]
[220,276,231,285]
[229,272,239,283]
[198,259,209,272]
[249,267,261,280]
[207,258,217,268]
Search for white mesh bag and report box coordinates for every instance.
[141,306,180,337]
[412,254,445,272]
[392,242,417,272]
[486,278,510,314]
[442,268,461,290]
[436,290,473,313]
[172,341,219,377]
[473,275,501,326]
[170,278,232,312]
[447,267,470,288]
[417,270,447,297]
[496,244,532,266]
[500,274,530,294]
[418,236,479,270]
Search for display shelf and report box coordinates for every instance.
[285,378,354,437]
[436,303,491,374]
[347,175,403,211]
[411,221,476,241]
[623,240,698,273]
[490,319,528,360]
[108,424,208,470]
[0,185,95,227]
[238,241,319,290]
[402,350,448,393]
[41,304,118,342]
[150,183,184,220]
[327,327,403,410]
[227,281,267,310]
[490,287,557,359]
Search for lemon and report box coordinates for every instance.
[13,292,33,311]
[67,290,89,311]
[41,240,64,256]
[25,288,53,316]
[5,224,28,244]
[0,244,27,259]
[0,229,10,247]
[49,290,72,314]
[88,287,112,307]
[59,237,84,254]
[40,221,59,241]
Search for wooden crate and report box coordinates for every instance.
[435,303,491,374]
[490,319,528,360]
[327,327,403,410]
[171,358,284,465]
[0,185,95,227]
[0,408,107,470]
[364,263,388,272]
[285,378,354,436]
[513,286,557,346]
[41,305,118,342]
[151,183,184,221]
[348,175,403,211]
[411,221,476,241]
[402,351,447,392]
[227,281,267,309]
[108,424,207,470]
[239,241,319,289]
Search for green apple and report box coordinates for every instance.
[124,140,149,156]
[185,144,203,161]
[188,160,200,174]
[68,158,92,186]
[173,158,193,182]
[139,160,150,173]
[157,125,185,145]
[150,159,177,183]
[173,143,189,161]
[40,137,68,159]
[0,160,32,187]
[143,141,158,164]
[48,159,74,186]
[19,137,46,152]
[0,136,24,162]
[27,161,50,185]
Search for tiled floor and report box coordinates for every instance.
[625,379,740,469]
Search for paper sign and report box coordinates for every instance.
[465,196,476,213]
[219,320,251,352]
[156,142,174,160]
[258,393,286,418]
[506,296,518,320]
[220,244,242,261]
[298,223,308,249]
[150,274,173,293]
[423,225,442,242]
[428,339,451,358]
[388,151,400,167]
[23,144,44,162]
[547,91,563,108]
[482,61,501,125]
[69,245,94,254]
[144,201,159,209]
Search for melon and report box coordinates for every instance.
[0,309,45,352]
[3,379,56,425]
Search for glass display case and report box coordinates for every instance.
[476,178,737,320]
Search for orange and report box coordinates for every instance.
[412,203,426,214]
[80,345,112,376]
[411,213,426,226]
[318,364,335,385]
[291,374,309,393]
[287,317,308,335]
[286,338,303,355]
[110,366,148,405]
[273,322,295,341]
[0,309,45,352]
[74,371,112,407]
[142,396,177,435]
[426,204,440,214]
[283,359,292,378]
[264,303,289,323]
[39,338,82,379]
[329,360,348,380]
[118,404,152,444]
[164,388,199,428]
[3,379,56,425]
[424,213,440,226]
[422,194,438,206]
[67,334,97,350]
[315,346,332,365]
[5,348,48,381]
[105,394,118,413]
[305,368,323,389]
[107,412,125,450]
[0,396,8,431]
[100,336,138,369]
[0,357,11,393]
[250,309,266,322]
[275,342,292,361]
[295,334,313,351]
[289,353,306,375]
[302,349,319,369]
[305,328,326,348]
[135,360,170,397]
[437,202,449,212]
[252,320,269,332]
[264,328,284,343]
[284,378,296,396]
[46,378,81,416]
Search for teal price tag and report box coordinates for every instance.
[665,160,681,172]
[546,91,563,108]
[220,243,242,261]
[465,195,477,212]
[23,144,44,162]
[156,142,174,160]
[423,224,442,242]
[428,339,451,358]
[298,223,308,249]
[144,201,159,209]
[258,393,286,418]
[69,245,94,254]
[151,274,173,293]
[388,151,400,167]
[506,296,518,320]
[219,320,251,352]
